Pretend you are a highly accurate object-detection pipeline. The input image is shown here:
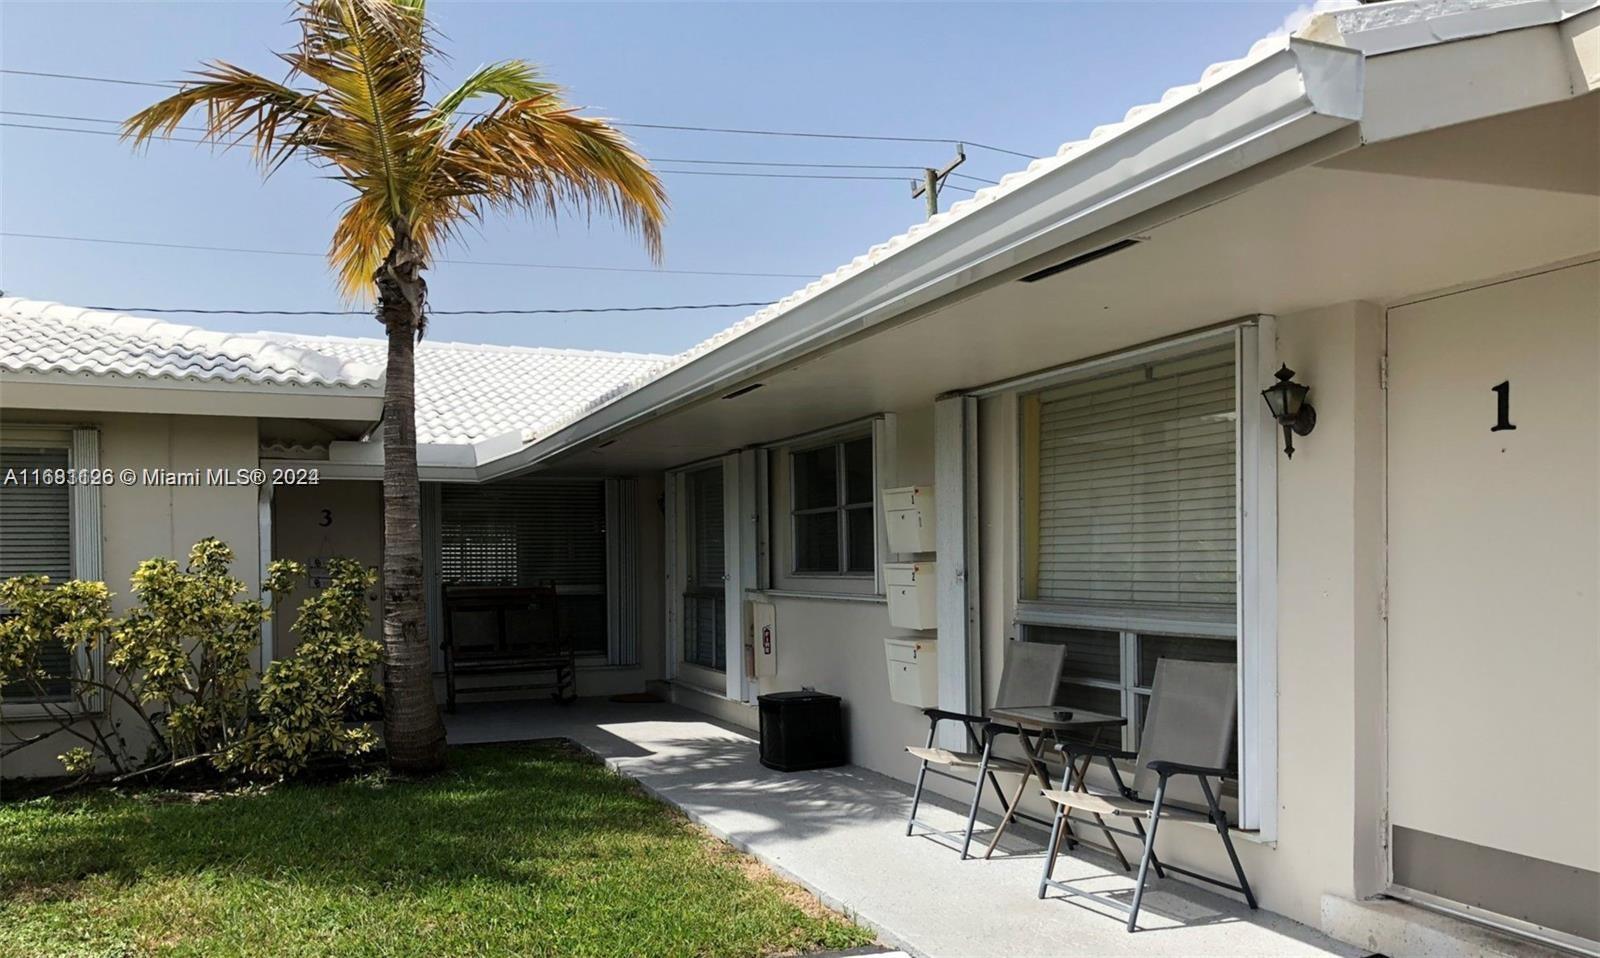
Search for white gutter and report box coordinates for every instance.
[476,37,1364,481]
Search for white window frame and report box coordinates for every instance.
[1006,321,1278,835]
[756,416,888,599]
[787,433,876,579]
[1,425,104,719]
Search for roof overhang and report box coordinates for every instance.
[477,37,1365,480]
[0,369,384,422]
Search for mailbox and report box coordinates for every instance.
[883,561,938,630]
[882,485,936,554]
[885,637,939,707]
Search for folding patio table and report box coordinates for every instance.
[983,705,1129,867]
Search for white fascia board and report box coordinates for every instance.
[1358,16,1589,142]
[258,457,479,482]
[0,370,383,421]
[1322,0,1596,56]
[1560,4,1600,90]
[472,428,537,465]
[274,439,479,482]
[476,38,1363,481]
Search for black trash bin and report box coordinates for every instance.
[757,690,845,772]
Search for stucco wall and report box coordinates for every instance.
[750,404,938,780]
[2,413,262,782]
[959,302,1389,929]
[270,479,384,658]
[677,300,1393,932]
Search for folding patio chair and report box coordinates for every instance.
[1037,658,1256,932]
[903,640,1066,858]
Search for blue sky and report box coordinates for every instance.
[0,1,1306,354]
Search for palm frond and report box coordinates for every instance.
[126,0,667,303]
[121,62,328,174]
[288,0,433,223]
[329,190,394,300]
[427,60,557,132]
[430,95,667,262]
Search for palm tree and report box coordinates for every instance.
[124,0,667,773]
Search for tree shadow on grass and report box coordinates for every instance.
[1,742,802,901]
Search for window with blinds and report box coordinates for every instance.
[0,445,75,700]
[682,466,726,671]
[790,436,874,576]
[438,478,608,655]
[1025,344,1237,614]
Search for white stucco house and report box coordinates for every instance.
[3,0,1597,954]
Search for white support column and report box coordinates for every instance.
[721,453,746,702]
[71,428,104,710]
[1237,319,1280,835]
[935,395,981,746]
[257,477,275,667]
[736,449,761,702]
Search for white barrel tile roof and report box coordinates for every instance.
[1,297,383,388]
[263,333,671,445]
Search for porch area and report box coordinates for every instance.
[443,699,1364,958]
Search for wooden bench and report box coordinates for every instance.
[441,584,577,712]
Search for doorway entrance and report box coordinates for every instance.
[1385,260,1599,950]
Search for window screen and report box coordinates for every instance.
[1030,345,1237,612]
[438,478,607,655]
[0,445,74,700]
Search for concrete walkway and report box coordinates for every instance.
[446,699,1364,958]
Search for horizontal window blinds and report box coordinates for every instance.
[1034,345,1237,611]
[0,447,72,582]
[683,466,726,670]
[686,467,724,590]
[0,445,74,698]
[438,479,605,588]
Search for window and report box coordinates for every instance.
[1027,625,1237,771]
[438,478,608,656]
[1019,342,1239,765]
[682,465,726,671]
[1,429,102,710]
[1023,344,1237,612]
[791,436,874,576]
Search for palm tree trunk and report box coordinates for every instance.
[376,238,447,774]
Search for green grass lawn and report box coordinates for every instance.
[0,743,876,958]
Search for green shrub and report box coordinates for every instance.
[0,538,382,784]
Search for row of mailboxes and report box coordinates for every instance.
[883,485,938,706]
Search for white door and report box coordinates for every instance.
[1386,261,1599,946]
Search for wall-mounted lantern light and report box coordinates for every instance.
[1261,364,1316,458]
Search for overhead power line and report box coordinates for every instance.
[0,107,1000,184]
[615,121,1036,161]
[0,67,1040,159]
[0,231,818,280]
[1,122,996,187]
[0,68,175,88]
[78,301,774,316]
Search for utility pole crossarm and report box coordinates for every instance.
[911,143,966,217]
